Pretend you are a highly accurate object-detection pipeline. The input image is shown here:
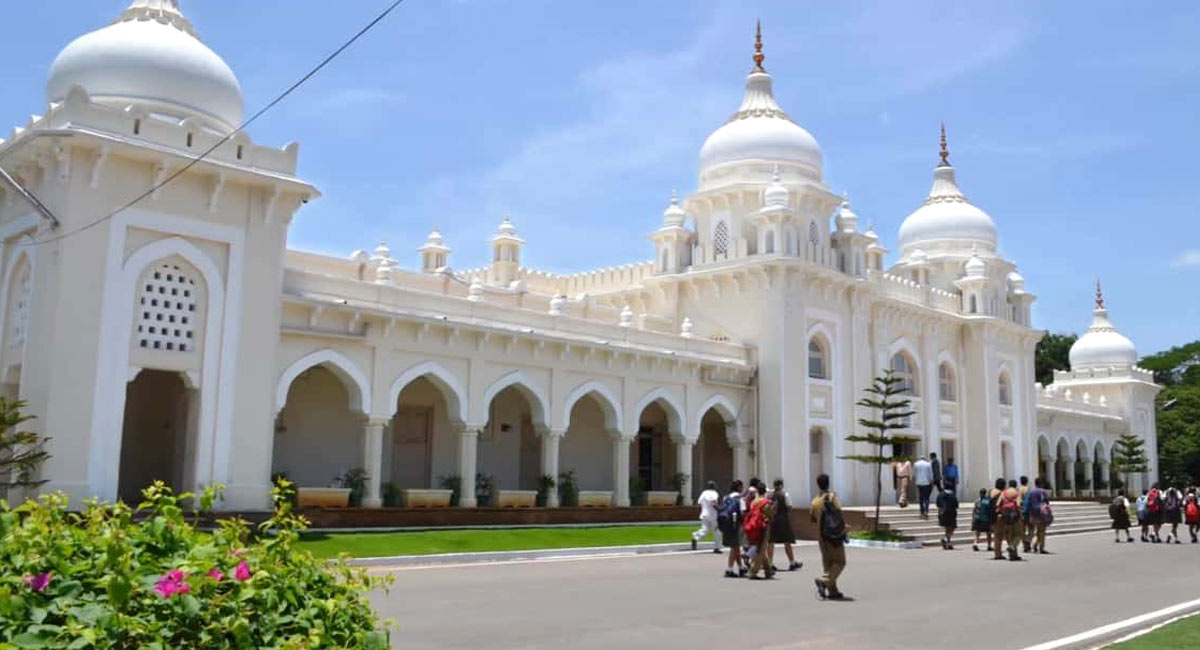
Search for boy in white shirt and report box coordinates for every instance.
[692,481,722,553]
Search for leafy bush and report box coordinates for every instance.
[334,468,369,507]
[0,481,391,648]
[0,398,50,498]
[438,474,462,506]
[557,470,578,507]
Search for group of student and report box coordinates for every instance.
[966,476,1054,560]
[1108,483,1200,544]
[692,474,849,601]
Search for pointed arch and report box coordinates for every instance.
[888,340,920,396]
[481,370,549,426]
[561,379,623,433]
[806,323,835,381]
[275,349,371,416]
[389,360,468,424]
[693,392,741,444]
[630,387,686,438]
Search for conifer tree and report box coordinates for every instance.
[0,398,49,500]
[1111,433,1149,492]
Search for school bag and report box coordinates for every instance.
[1186,500,1200,524]
[717,495,740,533]
[999,489,1021,525]
[1038,500,1054,526]
[974,496,994,524]
[819,495,847,545]
[1136,497,1148,521]
[1164,489,1181,513]
[1147,489,1161,515]
[1109,498,1125,519]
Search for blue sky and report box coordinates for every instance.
[4,1,1197,354]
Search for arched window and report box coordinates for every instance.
[808,221,820,245]
[5,257,32,356]
[136,261,200,353]
[998,373,1013,405]
[890,353,918,396]
[969,294,977,314]
[713,221,730,259]
[808,338,828,379]
[764,230,775,254]
[938,363,955,401]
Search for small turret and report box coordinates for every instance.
[419,227,450,273]
[490,215,523,286]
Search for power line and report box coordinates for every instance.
[20,0,407,248]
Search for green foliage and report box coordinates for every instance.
[1035,332,1077,385]
[381,483,400,507]
[333,468,368,507]
[1112,433,1150,490]
[535,475,556,507]
[848,530,912,542]
[556,470,579,507]
[1155,380,1200,487]
[474,473,495,507]
[1138,340,1200,386]
[669,472,689,505]
[0,481,391,648]
[840,369,922,532]
[0,398,50,496]
[628,476,647,506]
[437,475,461,506]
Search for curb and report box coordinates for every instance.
[846,538,922,550]
[346,542,698,567]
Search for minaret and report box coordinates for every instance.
[649,190,692,274]
[756,166,793,256]
[418,227,450,273]
[955,244,989,314]
[490,215,523,286]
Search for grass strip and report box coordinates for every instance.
[1107,612,1200,649]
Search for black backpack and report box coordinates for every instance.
[717,495,740,533]
[820,495,847,544]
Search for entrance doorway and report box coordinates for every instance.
[118,369,196,503]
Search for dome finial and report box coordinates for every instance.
[1095,279,1105,310]
[939,122,950,167]
[753,20,765,72]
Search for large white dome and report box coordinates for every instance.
[1069,288,1138,370]
[46,1,244,133]
[898,163,997,254]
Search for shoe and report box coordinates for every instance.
[1008,548,1019,561]
[986,545,993,552]
[1023,542,1031,553]
[1127,538,1135,543]
[972,544,979,552]
[814,579,827,600]
[691,538,698,551]
[947,543,954,550]
[1176,539,1182,545]
[1114,539,1120,544]
[789,562,802,571]
[1039,550,1050,555]
[724,570,738,578]
[713,548,724,554]
[827,592,847,601]
[738,567,747,577]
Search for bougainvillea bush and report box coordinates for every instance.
[0,481,391,648]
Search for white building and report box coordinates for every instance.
[0,3,1160,510]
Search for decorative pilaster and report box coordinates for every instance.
[612,435,632,507]
[732,440,752,483]
[361,418,387,508]
[674,438,694,502]
[541,428,565,507]
[457,425,481,508]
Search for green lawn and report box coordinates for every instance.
[296,524,698,559]
[1109,613,1200,649]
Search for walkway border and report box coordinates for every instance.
[1019,596,1200,650]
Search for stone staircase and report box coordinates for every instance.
[859,500,1113,547]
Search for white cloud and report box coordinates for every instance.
[1171,249,1200,268]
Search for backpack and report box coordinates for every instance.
[1186,501,1200,524]
[1109,499,1125,519]
[1136,497,1148,520]
[1038,501,1054,526]
[944,464,959,482]
[1147,489,1161,514]
[999,489,1021,525]
[717,495,740,533]
[742,501,766,536]
[1165,489,1181,512]
[974,496,993,524]
[819,495,847,545]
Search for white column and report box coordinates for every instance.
[733,440,751,482]
[1041,458,1053,485]
[675,438,694,501]
[613,435,632,507]
[1083,460,1094,494]
[541,428,564,507]
[361,419,386,508]
[458,426,479,508]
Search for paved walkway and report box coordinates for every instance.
[368,532,1200,649]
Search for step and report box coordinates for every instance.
[873,515,1112,531]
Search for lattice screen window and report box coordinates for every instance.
[6,260,31,354]
[713,221,730,258]
[136,262,198,352]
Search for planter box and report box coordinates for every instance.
[578,490,613,507]
[298,487,351,508]
[494,490,537,508]
[401,489,453,508]
[646,491,678,507]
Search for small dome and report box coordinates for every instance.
[964,247,986,277]
[835,196,858,232]
[698,26,822,188]
[1007,269,1025,290]
[661,190,686,227]
[1069,284,1138,370]
[46,1,244,133]
[908,249,930,267]
[763,167,789,208]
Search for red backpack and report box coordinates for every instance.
[1147,489,1161,514]
[1185,500,1199,524]
[999,489,1021,524]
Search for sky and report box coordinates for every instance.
[3,1,1197,354]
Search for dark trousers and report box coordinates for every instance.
[918,484,933,516]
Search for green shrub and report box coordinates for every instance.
[0,480,392,648]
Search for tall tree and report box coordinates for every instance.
[1111,433,1149,491]
[1035,332,1077,385]
[840,369,922,532]
[0,398,49,500]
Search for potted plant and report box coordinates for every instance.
[438,475,462,507]
[536,474,556,507]
[557,469,579,507]
[334,468,368,507]
[475,473,495,507]
[669,472,690,505]
[381,482,400,507]
[629,476,647,506]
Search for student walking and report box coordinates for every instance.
[744,487,777,580]
[1163,485,1183,544]
[992,479,1022,561]
[1184,491,1199,544]
[692,481,722,553]
[914,455,934,519]
[718,480,745,578]
[894,459,912,508]
[930,452,943,493]
[971,488,994,552]
[769,480,801,571]
[1018,475,1033,553]
[1136,490,1150,542]
[936,486,958,549]
[1148,483,1165,542]
[1111,490,1134,543]
[1027,478,1052,554]
[811,473,848,601]
[943,457,959,495]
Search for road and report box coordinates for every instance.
[368,532,1200,649]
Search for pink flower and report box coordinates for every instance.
[233,561,251,582]
[154,569,190,598]
[207,568,224,581]
[22,572,51,593]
